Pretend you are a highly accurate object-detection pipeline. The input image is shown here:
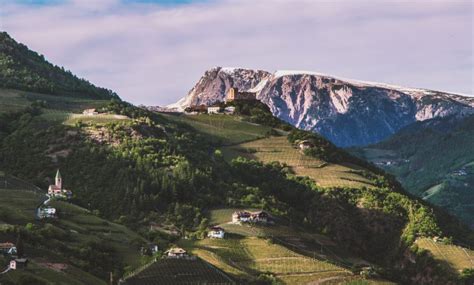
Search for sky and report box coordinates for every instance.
[0,0,472,105]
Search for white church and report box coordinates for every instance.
[48,170,72,199]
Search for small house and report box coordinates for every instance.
[232,210,272,224]
[83,109,99,116]
[224,106,236,114]
[38,206,57,219]
[207,226,225,239]
[232,211,251,223]
[0,242,17,255]
[250,211,270,223]
[44,207,57,216]
[298,140,314,150]
[165,247,188,258]
[9,258,28,270]
[207,106,221,114]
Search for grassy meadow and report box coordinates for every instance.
[0,88,109,114]
[223,136,375,188]
[179,235,351,284]
[161,113,274,145]
[416,238,474,272]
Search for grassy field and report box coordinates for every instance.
[0,88,109,114]
[161,113,274,145]
[64,113,131,125]
[416,238,474,271]
[180,235,351,284]
[223,136,375,188]
[210,208,366,264]
[0,189,43,224]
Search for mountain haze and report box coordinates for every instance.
[170,67,474,146]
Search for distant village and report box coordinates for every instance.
[184,87,258,115]
[145,87,259,114]
[0,170,75,274]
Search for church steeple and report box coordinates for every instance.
[55,169,62,189]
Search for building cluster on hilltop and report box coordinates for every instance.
[185,87,258,115]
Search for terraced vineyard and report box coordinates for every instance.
[0,89,31,113]
[48,200,145,269]
[416,238,474,271]
[122,258,235,285]
[162,113,273,145]
[223,136,375,188]
[0,188,43,224]
[180,236,351,284]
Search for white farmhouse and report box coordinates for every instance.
[207,226,225,239]
[207,106,221,114]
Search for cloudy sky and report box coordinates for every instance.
[0,0,472,105]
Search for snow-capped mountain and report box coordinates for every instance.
[169,67,474,147]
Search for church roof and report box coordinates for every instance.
[55,169,61,180]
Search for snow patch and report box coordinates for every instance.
[247,78,269,93]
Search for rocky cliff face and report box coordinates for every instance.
[169,67,474,147]
[168,67,271,109]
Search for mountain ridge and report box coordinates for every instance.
[169,66,474,147]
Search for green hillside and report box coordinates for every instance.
[0,174,146,284]
[1,96,473,283]
[351,115,474,228]
[0,34,473,284]
[0,32,117,99]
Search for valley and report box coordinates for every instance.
[351,115,474,228]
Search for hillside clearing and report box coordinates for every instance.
[0,88,109,114]
[416,238,474,271]
[223,136,375,188]
[179,236,351,284]
[64,113,131,125]
[161,113,273,145]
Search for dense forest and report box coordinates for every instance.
[0,32,118,99]
[0,99,473,284]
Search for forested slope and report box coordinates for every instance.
[351,115,474,228]
[0,98,472,284]
[0,32,117,99]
